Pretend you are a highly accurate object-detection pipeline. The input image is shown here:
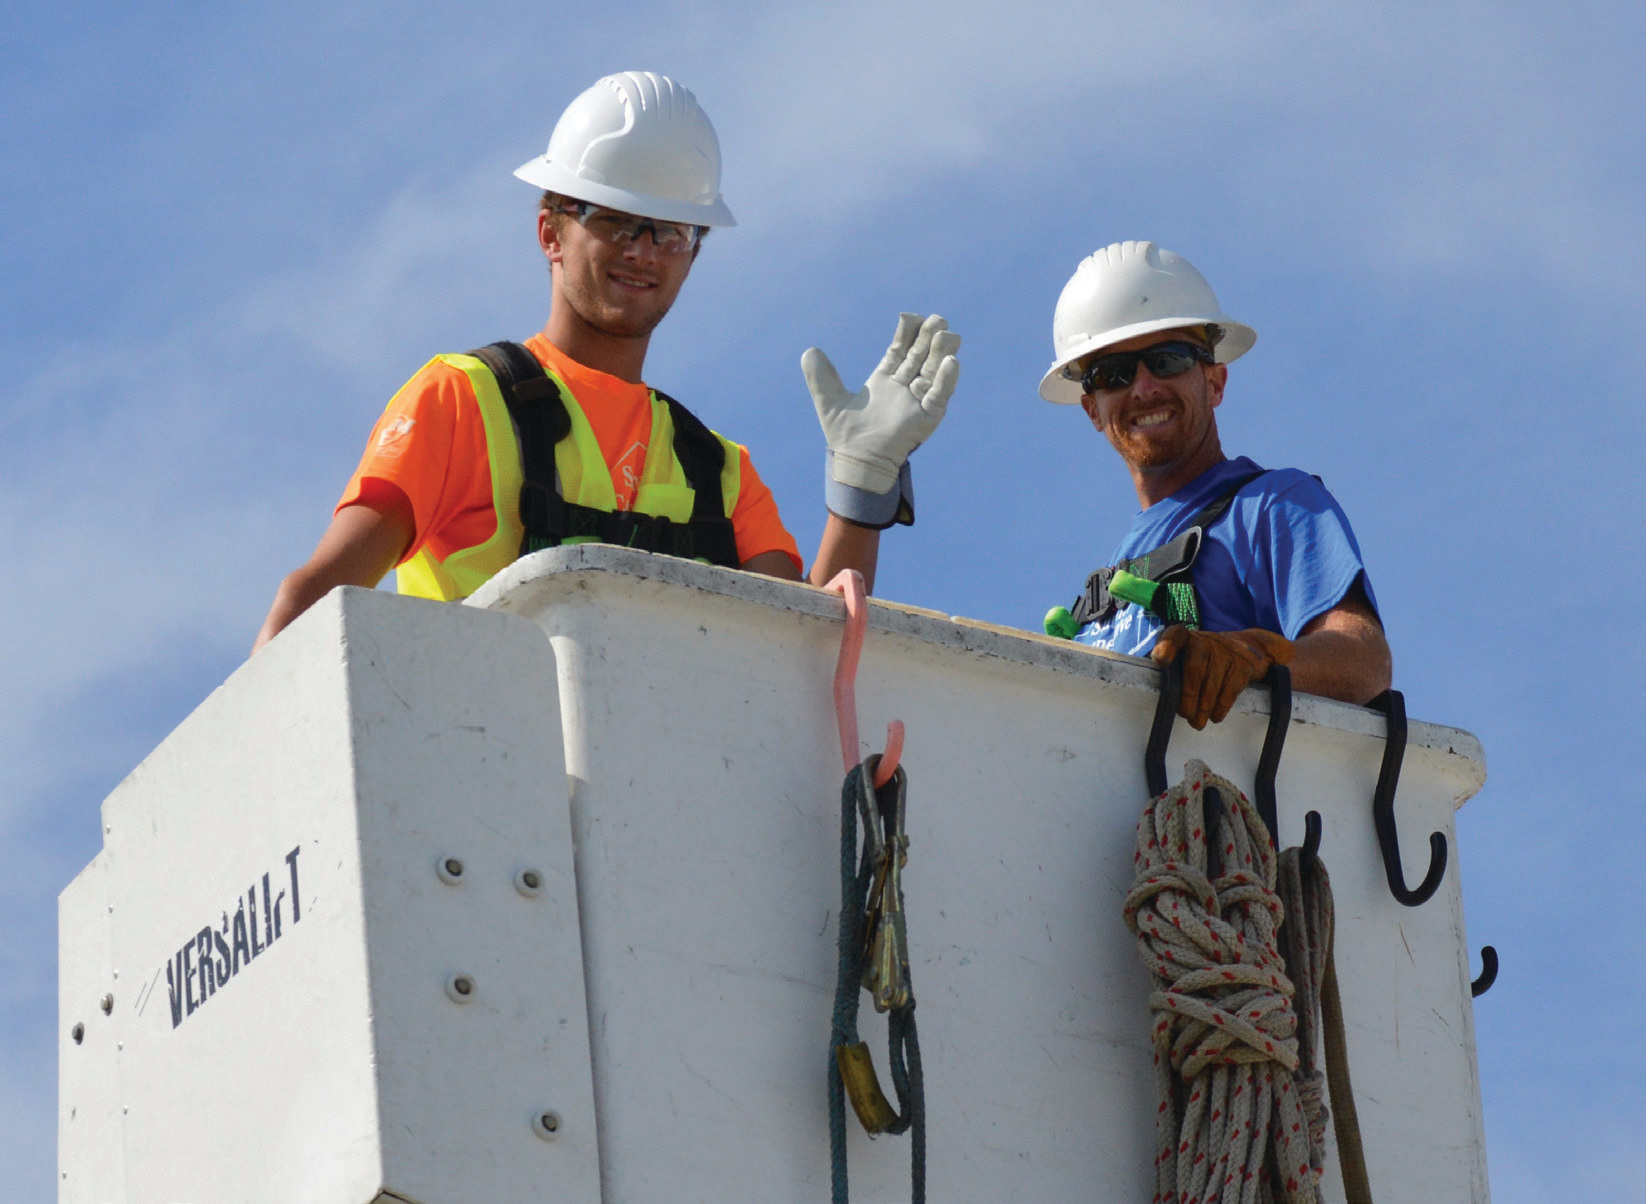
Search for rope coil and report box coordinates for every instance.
[1124,759,1324,1204]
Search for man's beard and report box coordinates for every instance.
[561,272,676,340]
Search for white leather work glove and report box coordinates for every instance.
[802,312,961,528]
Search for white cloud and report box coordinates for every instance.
[0,161,559,823]
[667,0,1646,311]
[232,167,541,374]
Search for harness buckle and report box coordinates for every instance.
[1073,565,1119,628]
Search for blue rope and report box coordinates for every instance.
[828,759,925,1203]
[828,764,871,1202]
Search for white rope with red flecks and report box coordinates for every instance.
[1123,759,1324,1204]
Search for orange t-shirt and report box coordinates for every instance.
[337,332,802,574]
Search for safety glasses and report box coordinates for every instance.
[1074,340,1214,394]
[556,201,705,254]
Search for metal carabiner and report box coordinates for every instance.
[861,766,912,1012]
[857,776,891,964]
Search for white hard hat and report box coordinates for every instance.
[1038,241,1255,404]
[514,71,736,228]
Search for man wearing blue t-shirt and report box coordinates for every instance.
[1040,242,1390,728]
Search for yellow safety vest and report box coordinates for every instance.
[396,353,742,601]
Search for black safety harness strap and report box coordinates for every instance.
[1070,468,1270,630]
[468,341,741,568]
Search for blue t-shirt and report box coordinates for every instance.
[1075,456,1378,658]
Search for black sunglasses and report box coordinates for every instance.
[1075,340,1215,394]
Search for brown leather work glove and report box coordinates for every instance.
[1151,626,1295,730]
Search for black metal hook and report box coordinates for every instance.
[1145,654,1225,881]
[1253,664,1286,840]
[1299,811,1323,865]
[1253,664,1323,863]
[1470,945,1499,997]
[1145,654,1183,799]
[1146,668,1225,882]
[1203,786,1223,882]
[1366,689,1448,906]
[1145,654,1321,861]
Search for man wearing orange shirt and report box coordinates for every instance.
[254,71,959,652]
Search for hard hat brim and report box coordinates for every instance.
[514,157,737,228]
[1038,316,1256,405]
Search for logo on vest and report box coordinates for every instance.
[613,440,646,509]
[377,416,416,448]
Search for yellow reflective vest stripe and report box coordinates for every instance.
[396,353,742,601]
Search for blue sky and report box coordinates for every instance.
[4,2,1642,1198]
